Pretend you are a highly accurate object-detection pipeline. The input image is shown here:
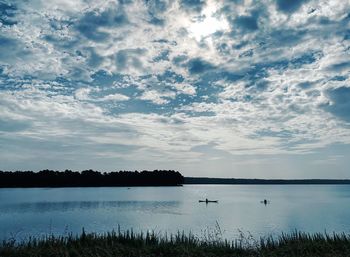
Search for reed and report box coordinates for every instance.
[1,229,350,257]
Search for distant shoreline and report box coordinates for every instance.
[184,177,350,185]
[1,170,350,188]
[0,170,184,188]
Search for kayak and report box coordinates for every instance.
[199,200,218,203]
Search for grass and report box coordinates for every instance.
[1,228,350,257]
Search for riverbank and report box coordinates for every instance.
[1,230,350,257]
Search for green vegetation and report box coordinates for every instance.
[1,229,350,257]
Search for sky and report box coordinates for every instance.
[0,0,349,178]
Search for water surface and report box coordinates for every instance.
[0,185,349,241]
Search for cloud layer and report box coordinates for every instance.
[0,0,350,178]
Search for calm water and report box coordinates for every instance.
[0,185,350,241]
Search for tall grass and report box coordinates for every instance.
[1,228,350,257]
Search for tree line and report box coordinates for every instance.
[184,177,350,184]
[0,170,184,187]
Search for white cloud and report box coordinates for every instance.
[173,83,196,95]
[1,0,350,177]
[75,88,93,101]
[139,90,176,105]
[100,93,130,101]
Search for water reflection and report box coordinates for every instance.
[0,201,181,213]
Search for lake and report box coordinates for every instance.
[1,185,350,241]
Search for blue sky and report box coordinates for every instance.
[0,0,349,178]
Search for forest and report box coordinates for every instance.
[0,169,184,187]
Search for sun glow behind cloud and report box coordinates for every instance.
[189,3,229,41]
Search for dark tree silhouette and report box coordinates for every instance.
[0,170,184,187]
[184,177,350,185]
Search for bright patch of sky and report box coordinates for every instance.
[0,0,349,178]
